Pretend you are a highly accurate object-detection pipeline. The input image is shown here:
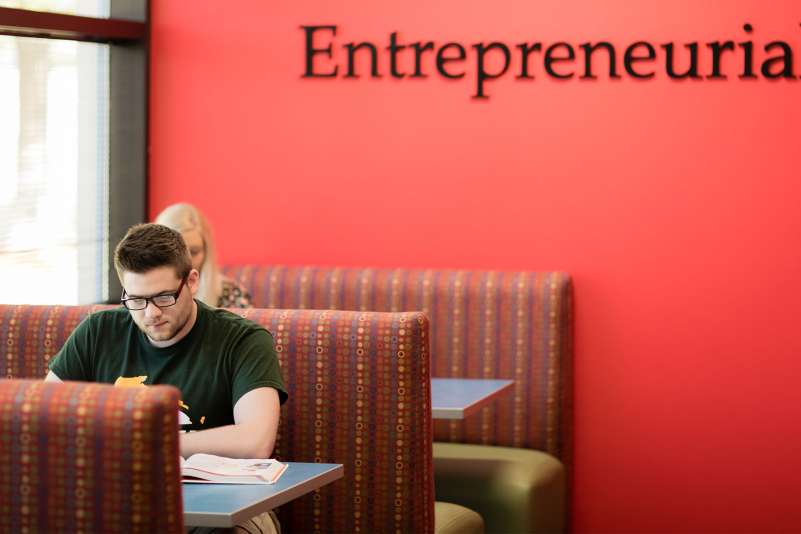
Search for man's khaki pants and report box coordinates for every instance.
[187,510,280,534]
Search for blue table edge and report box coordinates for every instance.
[183,462,344,528]
[431,378,515,420]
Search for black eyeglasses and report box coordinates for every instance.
[121,276,188,311]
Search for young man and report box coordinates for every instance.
[45,224,287,534]
[47,223,287,531]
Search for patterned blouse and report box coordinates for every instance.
[217,276,253,309]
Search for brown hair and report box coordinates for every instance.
[114,223,192,281]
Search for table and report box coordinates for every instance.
[431,378,514,419]
[183,462,344,528]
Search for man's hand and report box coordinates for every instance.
[180,387,280,458]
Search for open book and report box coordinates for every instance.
[181,453,288,484]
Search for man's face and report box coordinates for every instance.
[121,266,199,344]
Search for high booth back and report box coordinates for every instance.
[224,265,574,468]
[0,304,436,534]
[0,379,184,533]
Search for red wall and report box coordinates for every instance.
[149,1,801,532]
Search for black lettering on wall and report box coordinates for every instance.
[472,42,511,99]
[739,23,756,78]
[662,42,701,79]
[580,41,620,79]
[706,41,735,79]
[302,25,339,77]
[387,32,407,78]
[624,41,656,78]
[436,43,467,79]
[761,41,795,78]
[516,42,542,79]
[411,41,435,78]
[345,42,381,78]
[298,23,801,99]
[544,42,575,79]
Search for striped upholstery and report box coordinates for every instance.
[223,265,573,465]
[0,379,183,533]
[0,304,436,534]
[227,308,435,534]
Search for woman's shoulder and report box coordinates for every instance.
[217,275,252,309]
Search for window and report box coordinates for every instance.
[0,35,109,304]
[0,2,146,305]
[0,0,108,18]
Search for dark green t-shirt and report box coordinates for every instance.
[49,301,287,433]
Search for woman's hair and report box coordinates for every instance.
[154,203,222,306]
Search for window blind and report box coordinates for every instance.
[0,34,109,305]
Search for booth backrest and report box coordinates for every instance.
[0,379,183,533]
[226,308,435,533]
[0,304,436,534]
[1,304,99,380]
[224,265,573,465]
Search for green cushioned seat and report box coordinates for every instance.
[434,442,565,534]
[435,501,485,534]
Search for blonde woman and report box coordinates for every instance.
[154,203,252,308]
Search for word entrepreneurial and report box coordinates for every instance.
[302,24,801,99]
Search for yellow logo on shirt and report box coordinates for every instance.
[114,375,148,387]
[113,375,204,429]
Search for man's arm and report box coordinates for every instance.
[179,386,280,458]
[44,371,62,382]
